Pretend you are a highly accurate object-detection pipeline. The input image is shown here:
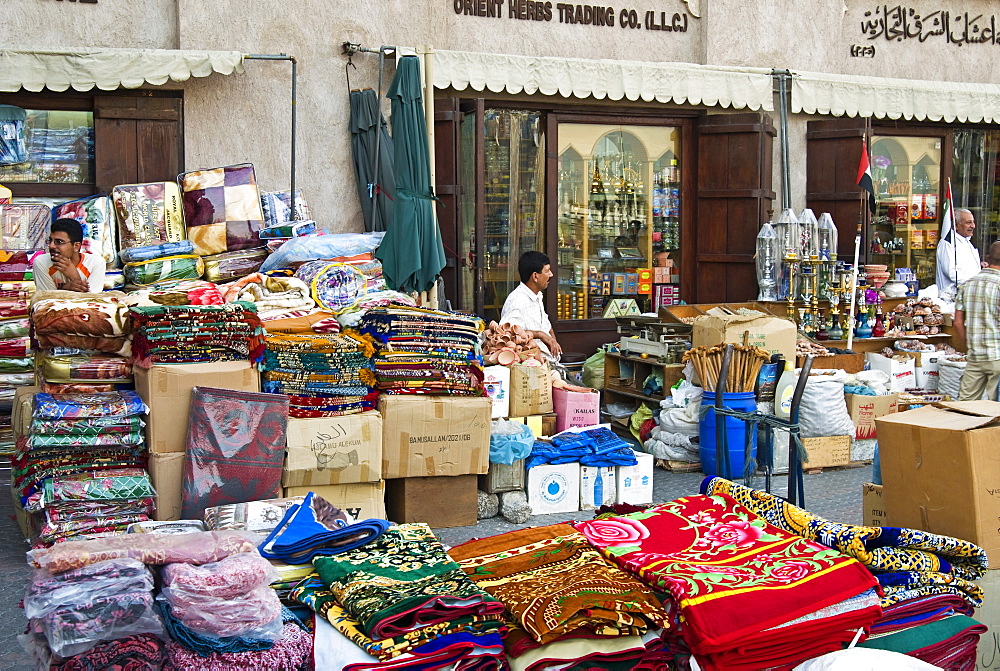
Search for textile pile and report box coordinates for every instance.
[0,281,35,453]
[527,426,639,468]
[15,390,152,547]
[297,522,508,669]
[261,331,377,417]
[218,273,315,316]
[30,290,132,357]
[703,476,990,670]
[576,494,883,670]
[35,350,133,394]
[129,301,266,368]
[294,259,386,312]
[53,195,120,270]
[359,305,486,396]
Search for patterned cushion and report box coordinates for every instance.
[179,163,265,256]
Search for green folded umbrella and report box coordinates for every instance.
[349,88,395,233]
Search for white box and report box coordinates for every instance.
[526,463,580,515]
[915,353,940,391]
[483,365,511,419]
[615,451,655,504]
[865,352,917,392]
[580,465,616,510]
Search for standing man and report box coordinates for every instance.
[33,218,105,293]
[501,251,563,361]
[954,241,1000,401]
[937,208,984,300]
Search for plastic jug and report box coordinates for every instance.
[774,361,798,419]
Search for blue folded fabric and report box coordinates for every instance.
[844,384,878,396]
[119,240,194,264]
[257,491,391,564]
[528,428,638,468]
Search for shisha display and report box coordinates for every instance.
[755,221,779,302]
[817,212,839,300]
[772,208,801,315]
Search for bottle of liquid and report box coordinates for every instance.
[774,360,797,419]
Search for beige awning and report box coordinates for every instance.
[0,48,245,93]
[792,70,1000,123]
[431,50,774,111]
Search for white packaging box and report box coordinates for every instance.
[526,462,580,515]
[865,352,916,392]
[483,365,511,419]
[580,465,616,510]
[615,450,655,504]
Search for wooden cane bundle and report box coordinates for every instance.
[682,343,770,392]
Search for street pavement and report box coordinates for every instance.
[0,464,872,670]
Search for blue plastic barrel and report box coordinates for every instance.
[699,391,757,479]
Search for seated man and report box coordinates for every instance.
[500,251,563,361]
[33,218,106,293]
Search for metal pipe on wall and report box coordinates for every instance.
[245,54,298,218]
[772,69,793,212]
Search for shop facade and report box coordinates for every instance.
[6,1,1000,352]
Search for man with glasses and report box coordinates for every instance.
[33,218,105,293]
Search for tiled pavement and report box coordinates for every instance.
[0,464,872,670]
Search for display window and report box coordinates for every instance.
[0,108,94,187]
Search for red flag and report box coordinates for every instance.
[857,140,876,214]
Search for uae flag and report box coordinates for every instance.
[940,178,955,244]
[857,140,877,214]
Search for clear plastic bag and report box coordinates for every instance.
[124,254,204,286]
[34,590,163,658]
[158,583,283,640]
[161,552,278,600]
[260,232,385,272]
[489,419,534,465]
[24,558,153,619]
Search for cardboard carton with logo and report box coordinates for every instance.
[282,481,386,521]
[616,450,655,504]
[862,483,886,527]
[552,386,601,432]
[845,393,899,439]
[864,352,917,392]
[282,411,382,487]
[580,465,616,510]
[692,313,796,363]
[526,462,580,515]
[483,365,511,419]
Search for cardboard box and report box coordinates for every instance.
[580,465,616,510]
[862,482,886,527]
[798,352,865,374]
[802,435,851,469]
[638,269,653,284]
[616,450,655,504]
[845,393,899,440]
[384,475,478,528]
[378,395,491,479]
[613,273,626,294]
[479,459,525,494]
[509,413,557,437]
[552,386,601,432]
[692,313,796,364]
[282,411,382,487]
[283,481,387,521]
[877,401,1000,567]
[526,463,580,515]
[508,364,553,417]
[149,451,185,521]
[135,361,260,454]
[483,365,511,419]
[864,352,917,392]
[13,385,40,438]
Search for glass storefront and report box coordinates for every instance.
[953,130,1000,254]
[0,109,94,185]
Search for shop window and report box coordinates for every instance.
[556,123,681,320]
[953,130,1000,256]
[0,108,94,186]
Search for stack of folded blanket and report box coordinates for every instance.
[31,291,132,357]
[528,426,639,469]
[129,301,266,367]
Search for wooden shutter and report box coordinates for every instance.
[805,118,868,259]
[434,97,462,308]
[694,112,776,303]
[94,95,183,193]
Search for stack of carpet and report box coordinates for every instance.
[577,493,883,670]
[14,390,153,547]
[0,282,35,454]
[30,291,132,357]
[129,301,266,367]
[260,331,377,417]
[358,305,486,396]
[703,477,989,671]
[449,524,671,668]
[299,522,509,669]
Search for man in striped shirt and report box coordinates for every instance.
[954,240,1000,401]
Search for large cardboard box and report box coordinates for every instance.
[384,475,478,528]
[580,465,616,510]
[135,361,260,454]
[552,386,601,432]
[862,483,886,527]
[508,364,553,417]
[483,365,511,419]
[282,411,382,487]
[509,413,557,437]
[378,395,491,479]
[802,435,851,469]
[692,313,796,363]
[877,401,1000,567]
[283,481,387,521]
[845,393,899,440]
[864,352,917,392]
[616,450,655,504]
[526,463,580,515]
[149,451,185,521]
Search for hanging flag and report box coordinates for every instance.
[857,140,877,214]
[940,178,955,244]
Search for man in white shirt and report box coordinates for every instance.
[33,218,106,293]
[500,251,563,361]
[937,208,984,300]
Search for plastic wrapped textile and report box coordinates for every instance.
[35,332,131,358]
[124,253,204,286]
[146,278,225,306]
[0,250,32,281]
[163,620,313,670]
[158,600,289,656]
[52,195,118,267]
[179,163,266,256]
[41,382,120,394]
[259,220,316,239]
[0,334,29,357]
[260,232,385,272]
[0,295,28,320]
[0,203,49,251]
[313,522,504,640]
[260,189,310,226]
[111,181,186,249]
[162,552,277,600]
[31,590,164,659]
[0,104,28,164]
[31,415,143,436]
[202,247,269,283]
[160,582,282,640]
[31,291,131,338]
[219,273,315,315]
[44,633,166,671]
[0,316,29,339]
[38,516,151,547]
[181,387,288,519]
[203,497,306,535]
[118,239,194,264]
[32,390,148,419]
[24,557,153,619]
[27,530,261,573]
[0,357,32,373]
[42,468,154,505]
[103,270,124,290]
[45,500,153,527]
[36,351,132,383]
[293,259,386,313]
[28,428,144,446]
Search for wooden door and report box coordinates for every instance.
[694,112,776,303]
[94,95,183,193]
[434,97,463,309]
[805,118,869,260]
